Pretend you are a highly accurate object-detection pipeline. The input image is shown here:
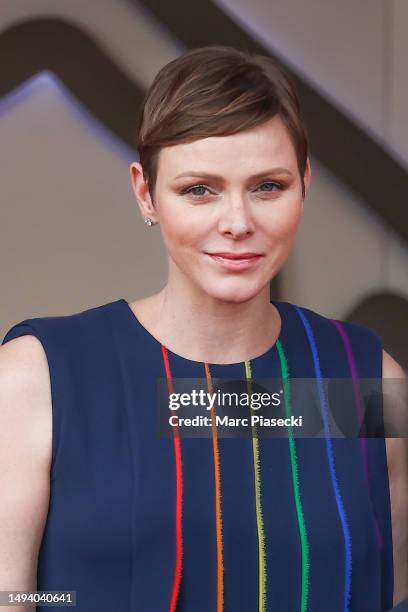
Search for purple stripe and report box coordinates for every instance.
[330,319,383,550]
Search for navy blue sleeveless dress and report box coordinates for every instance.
[2,298,393,611]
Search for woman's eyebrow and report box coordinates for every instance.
[173,167,294,180]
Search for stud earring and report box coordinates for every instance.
[144,217,153,227]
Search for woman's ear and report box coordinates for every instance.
[129,161,158,223]
[300,157,312,214]
[303,157,312,197]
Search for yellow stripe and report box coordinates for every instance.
[245,359,266,612]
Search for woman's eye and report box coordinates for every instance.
[183,184,211,197]
[256,181,282,193]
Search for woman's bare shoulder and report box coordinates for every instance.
[0,334,52,473]
[0,335,52,587]
[382,349,408,606]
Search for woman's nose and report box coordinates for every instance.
[218,199,255,237]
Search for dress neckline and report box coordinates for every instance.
[117,298,287,367]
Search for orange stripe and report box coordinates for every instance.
[204,362,224,612]
[161,345,183,612]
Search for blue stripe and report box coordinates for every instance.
[292,305,352,612]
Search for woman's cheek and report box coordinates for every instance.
[269,203,302,239]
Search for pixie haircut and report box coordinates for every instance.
[136,45,308,200]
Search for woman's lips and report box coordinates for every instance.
[205,253,263,271]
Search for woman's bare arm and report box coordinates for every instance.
[0,335,52,611]
[383,349,408,607]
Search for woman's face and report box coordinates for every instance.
[131,115,311,304]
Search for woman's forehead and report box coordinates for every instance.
[159,118,297,176]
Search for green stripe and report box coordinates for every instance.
[276,339,310,612]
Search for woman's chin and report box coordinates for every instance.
[199,281,262,304]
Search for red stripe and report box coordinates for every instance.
[161,345,183,611]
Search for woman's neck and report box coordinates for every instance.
[128,285,282,365]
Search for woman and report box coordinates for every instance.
[1,45,407,612]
